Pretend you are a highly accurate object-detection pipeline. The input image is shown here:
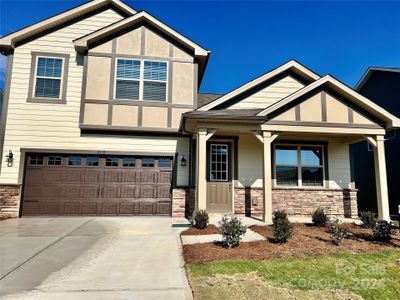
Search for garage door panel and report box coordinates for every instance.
[63,202,81,215]
[81,202,98,215]
[23,153,173,216]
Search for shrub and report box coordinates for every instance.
[312,207,329,227]
[360,211,377,229]
[192,209,209,229]
[373,220,394,241]
[218,216,247,248]
[272,210,293,243]
[328,219,348,245]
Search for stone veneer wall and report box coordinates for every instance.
[0,184,21,218]
[234,187,358,218]
[172,187,195,218]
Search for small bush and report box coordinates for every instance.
[192,209,209,229]
[312,207,329,227]
[218,216,247,248]
[360,211,377,229]
[272,210,293,243]
[373,220,394,241]
[328,219,348,245]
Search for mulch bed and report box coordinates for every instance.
[183,223,400,264]
[181,224,220,235]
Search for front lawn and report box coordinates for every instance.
[187,250,400,300]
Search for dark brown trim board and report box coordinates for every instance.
[321,91,327,122]
[88,52,193,63]
[27,51,70,104]
[265,120,384,129]
[79,54,88,124]
[0,53,14,174]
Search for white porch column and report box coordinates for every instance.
[196,128,216,211]
[371,135,391,221]
[262,131,278,223]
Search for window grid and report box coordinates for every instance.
[48,155,63,166]
[209,144,229,182]
[29,155,44,166]
[274,144,325,188]
[122,157,136,167]
[68,156,82,166]
[34,56,64,99]
[115,58,168,102]
[105,157,119,167]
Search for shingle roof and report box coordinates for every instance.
[184,108,265,120]
[197,93,223,108]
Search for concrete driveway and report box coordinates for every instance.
[0,217,192,299]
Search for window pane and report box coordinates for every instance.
[86,156,99,166]
[35,78,61,98]
[275,146,297,165]
[301,146,322,166]
[122,157,136,167]
[142,158,154,167]
[276,166,298,186]
[68,156,81,166]
[116,80,139,99]
[29,154,44,165]
[117,59,140,79]
[302,167,323,186]
[143,82,166,101]
[144,61,167,81]
[209,144,228,181]
[37,57,62,78]
[158,157,171,168]
[106,157,118,167]
[48,155,62,166]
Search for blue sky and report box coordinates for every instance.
[1,0,400,93]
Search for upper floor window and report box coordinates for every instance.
[115,59,167,102]
[28,52,69,103]
[274,144,325,187]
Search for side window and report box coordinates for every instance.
[34,57,63,98]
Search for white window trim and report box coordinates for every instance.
[273,143,325,188]
[209,143,229,182]
[114,58,169,102]
[33,56,65,100]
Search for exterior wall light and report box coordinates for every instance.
[180,155,187,167]
[6,150,14,167]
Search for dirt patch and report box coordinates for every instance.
[183,223,400,263]
[190,272,363,300]
[181,224,219,236]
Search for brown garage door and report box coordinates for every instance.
[22,153,173,216]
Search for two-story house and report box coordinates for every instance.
[0,0,398,222]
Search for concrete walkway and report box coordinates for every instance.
[0,217,192,300]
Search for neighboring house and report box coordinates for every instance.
[353,67,400,217]
[0,0,399,221]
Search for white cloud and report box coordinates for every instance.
[0,54,7,90]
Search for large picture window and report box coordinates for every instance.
[115,59,167,101]
[274,144,324,187]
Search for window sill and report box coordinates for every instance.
[27,97,66,104]
[272,186,355,191]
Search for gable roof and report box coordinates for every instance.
[197,93,224,108]
[258,75,400,129]
[355,67,400,91]
[197,60,321,111]
[73,10,209,57]
[0,0,136,53]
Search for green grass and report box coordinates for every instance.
[188,250,400,300]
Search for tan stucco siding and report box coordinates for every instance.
[229,75,305,109]
[300,93,322,122]
[171,108,191,128]
[172,62,194,105]
[236,135,351,189]
[142,107,168,128]
[326,93,348,123]
[115,29,141,55]
[112,105,139,126]
[83,103,108,125]
[0,9,190,186]
[86,56,111,100]
[144,27,169,57]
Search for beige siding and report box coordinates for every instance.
[0,8,190,187]
[229,75,305,109]
[328,140,351,189]
[172,62,194,105]
[86,56,111,100]
[326,93,348,123]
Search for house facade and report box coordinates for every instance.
[353,68,400,217]
[0,0,398,222]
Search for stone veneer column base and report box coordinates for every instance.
[0,184,21,218]
[234,187,358,218]
[172,187,195,218]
